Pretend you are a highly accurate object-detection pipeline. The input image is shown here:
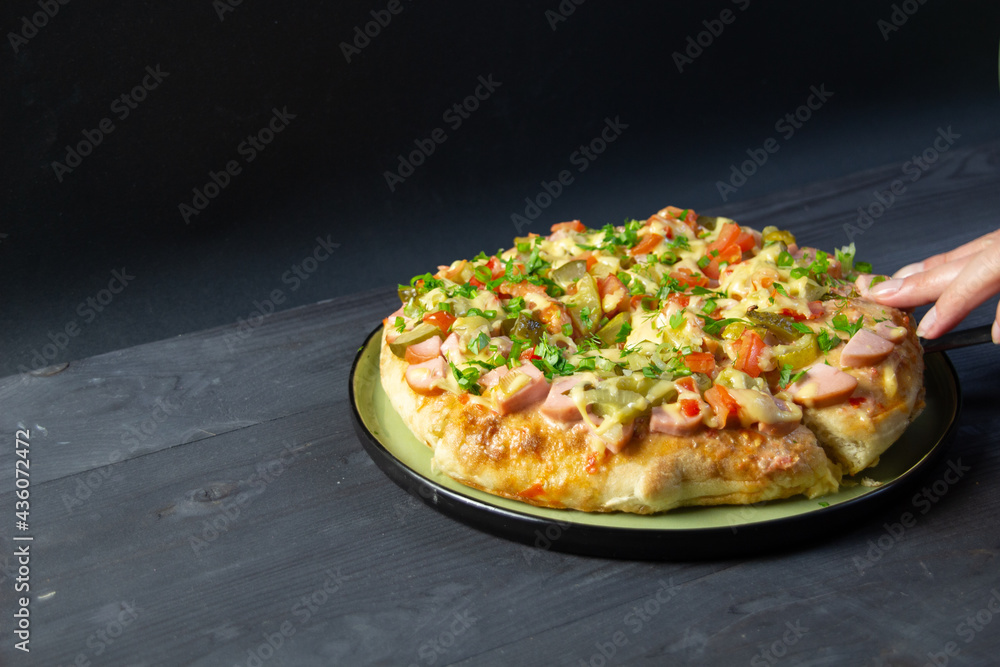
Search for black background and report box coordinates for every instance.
[2,1,998,376]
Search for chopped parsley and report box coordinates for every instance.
[699,315,748,337]
[615,321,633,344]
[832,313,863,337]
[467,331,490,354]
[450,363,482,395]
[465,307,497,319]
[504,296,526,316]
[816,329,841,352]
[532,336,578,379]
[779,364,807,389]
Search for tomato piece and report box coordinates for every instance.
[469,277,486,289]
[663,206,699,230]
[735,230,756,252]
[684,352,716,374]
[702,243,743,280]
[779,308,808,322]
[597,275,628,315]
[675,376,698,393]
[497,281,546,297]
[706,223,740,254]
[422,310,456,332]
[704,384,739,427]
[550,220,586,233]
[629,233,664,256]
[679,398,702,418]
[668,292,690,308]
[670,267,709,288]
[519,346,539,363]
[733,330,766,378]
[486,256,506,280]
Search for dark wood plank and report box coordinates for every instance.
[2,140,999,665]
[0,288,399,491]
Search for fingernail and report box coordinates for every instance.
[916,306,936,338]
[870,278,902,296]
[992,321,1000,345]
[893,262,924,279]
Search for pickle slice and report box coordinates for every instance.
[389,322,444,358]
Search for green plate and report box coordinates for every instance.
[350,327,961,559]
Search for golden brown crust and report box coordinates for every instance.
[381,330,842,513]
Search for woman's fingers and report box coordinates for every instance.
[915,245,1000,338]
[856,254,972,308]
[993,300,1000,345]
[906,229,1000,275]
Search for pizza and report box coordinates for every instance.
[379,206,925,513]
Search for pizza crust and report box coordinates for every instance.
[381,332,842,513]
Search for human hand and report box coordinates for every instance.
[855,229,1000,343]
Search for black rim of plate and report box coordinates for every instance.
[349,326,961,561]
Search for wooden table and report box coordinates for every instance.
[3,140,999,666]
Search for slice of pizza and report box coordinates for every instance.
[378,207,924,513]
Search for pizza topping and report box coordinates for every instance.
[839,328,896,368]
[389,322,445,358]
[772,334,821,370]
[873,320,907,344]
[404,357,449,396]
[540,374,596,422]
[389,206,899,437]
[404,335,443,364]
[493,363,549,415]
[787,362,859,408]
